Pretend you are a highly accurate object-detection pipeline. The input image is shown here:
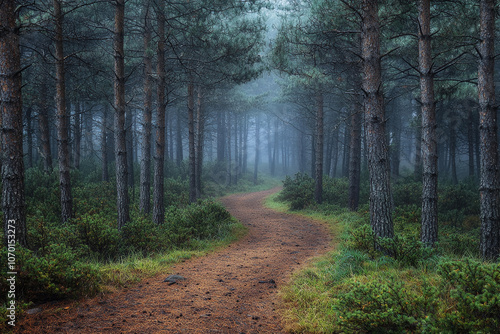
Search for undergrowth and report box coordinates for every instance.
[272,173,498,333]
[0,167,248,329]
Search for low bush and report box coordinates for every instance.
[437,259,500,333]
[278,173,315,210]
[336,278,438,333]
[0,244,100,303]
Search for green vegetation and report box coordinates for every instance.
[272,173,498,333]
[0,167,254,327]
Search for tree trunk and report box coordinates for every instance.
[1,0,27,247]
[73,102,81,170]
[140,0,153,214]
[126,107,134,189]
[390,104,402,179]
[176,109,183,166]
[153,3,166,225]
[195,87,204,198]
[361,0,394,243]
[217,111,226,162]
[349,96,362,211]
[414,106,422,181]
[243,114,248,173]
[226,112,232,186]
[467,105,475,177]
[478,0,500,260]
[38,79,53,173]
[26,107,34,169]
[101,105,109,182]
[54,0,73,223]
[314,91,324,204]
[450,124,458,184]
[419,0,438,247]
[253,115,260,185]
[188,80,197,202]
[114,0,130,229]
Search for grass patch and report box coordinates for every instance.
[268,184,499,334]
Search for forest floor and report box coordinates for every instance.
[17,187,333,333]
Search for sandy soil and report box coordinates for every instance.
[16,187,332,333]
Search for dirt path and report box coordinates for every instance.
[18,188,332,333]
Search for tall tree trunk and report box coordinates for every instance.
[467,104,475,177]
[349,96,362,211]
[38,79,53,173]
[450,124,458,184]
[26,107,34,169]
[101,105,109,182]
[314,91,324,204]
[1,0,27,247]
[478,0,500,260]
[419,0,438,247]
[73,102,81,170]
[195,87,204,198]
[226,112,232,186]
[390,105,402,179]
[126,107,134,189]
[176,110,183,166]
[188,80,196,203]
[242,114,248,173]
[217,111,226,162]
[153,3,166,225]
[253,115,260,185]
[342,123,350,178]
[361,0,394,243]
[54,0,73,223]
[414,107,422,181]
[114,0,130,229]
[140,0,153,214]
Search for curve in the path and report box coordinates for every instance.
[18,187,331,334]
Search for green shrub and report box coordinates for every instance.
[377,234,437,268]
[323,177,349,207]
[336,278,438,333]
[0,245,100,303]
[438,259,500,333]
[278,173,314,210]
[121,217,168,254]
[75,213,122,260]
[393,181,422,207]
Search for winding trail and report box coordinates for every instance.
[18,187,332,333]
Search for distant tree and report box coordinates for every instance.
[478,0,500,260]
[1,0,27,247]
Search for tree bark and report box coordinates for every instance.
[1,0,27,247]
[349,95,362,211]
[26,107,33,169]
[253,115,260,185]
[54,0,73,223]
[314,91,324,204]
[176,110,183,166]
[114,0,130,229]
[419,0,438,247]
[195,87,204,198]
[101,105,109,182]
[153,3,166,224]
[478,0,500,261]
[73,102,81,170]
[38,79,53,173]
[361,0,394,243]
[188,80,197,202]
[140,0,153,214]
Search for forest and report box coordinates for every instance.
[1,0,500,332]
